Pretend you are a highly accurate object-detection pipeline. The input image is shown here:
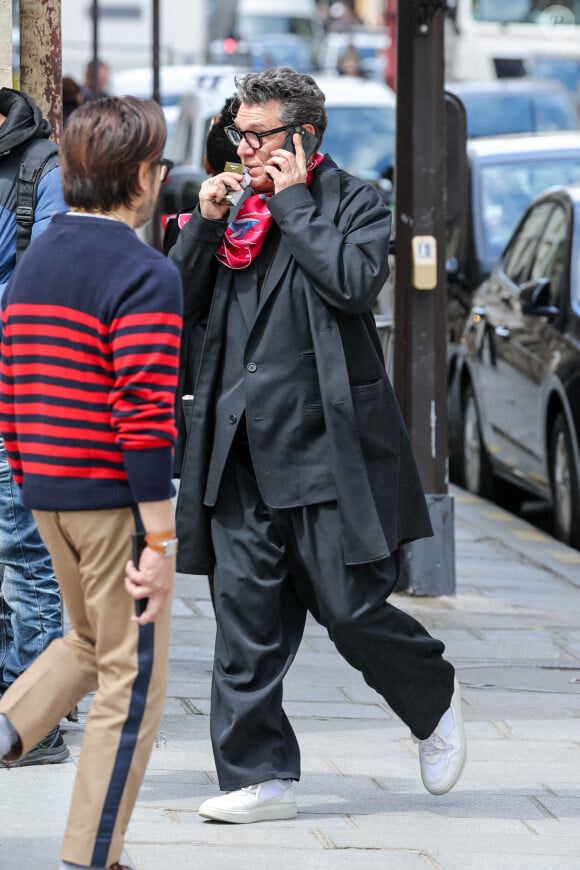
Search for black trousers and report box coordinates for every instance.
[210,442,455,790]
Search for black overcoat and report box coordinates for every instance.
[170,156,432,575]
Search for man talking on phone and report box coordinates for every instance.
[169,66,467,824]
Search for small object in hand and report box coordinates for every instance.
[224,161,244,174]
[223,161,251,205]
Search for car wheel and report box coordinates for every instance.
[549,413,580,549]
[462,383,493,498]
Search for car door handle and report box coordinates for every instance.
[494,326,510,339]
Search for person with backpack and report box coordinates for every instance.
[0,86,69,765]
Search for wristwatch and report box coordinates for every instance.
[145,532,179,557]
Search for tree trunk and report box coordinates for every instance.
[0,0,13,89]
[19,0,62,141]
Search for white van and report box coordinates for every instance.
[445,0,580,82]
[313,75,396,182]
[168,68,242,169]
[111,64,243,156]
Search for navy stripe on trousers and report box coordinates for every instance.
[91,622,155,866]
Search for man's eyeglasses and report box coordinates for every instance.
[225,123,295,150]
[156,158,174,182]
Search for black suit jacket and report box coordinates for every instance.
[170,156,432,574]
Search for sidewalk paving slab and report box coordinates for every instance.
[1,485,579,869]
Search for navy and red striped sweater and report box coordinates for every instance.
[0,212,183,511]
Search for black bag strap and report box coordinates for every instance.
[15,138,59,264]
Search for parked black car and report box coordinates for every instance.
[448,184,580,549]
[446,131,580,344]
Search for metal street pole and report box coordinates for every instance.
[151,0,162,251]
[0,0,12,88]
[152,0,160,104]
[90,0,99,96]
[393,0,455,595]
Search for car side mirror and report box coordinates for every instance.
[519,278,559,318]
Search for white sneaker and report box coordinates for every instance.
[416,676,467,796]
[198,780,297,823]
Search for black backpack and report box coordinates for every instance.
[15,138,59,264]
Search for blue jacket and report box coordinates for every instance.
[0,87,67,301]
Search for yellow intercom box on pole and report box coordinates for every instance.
[412,235,437,290]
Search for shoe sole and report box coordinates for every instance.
[9,745,71,768]
[199,802,297,824]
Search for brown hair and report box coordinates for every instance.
[60,95,166,211]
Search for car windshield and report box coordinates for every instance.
[460,92,579,138]
[323,105,395,180]
[477,156,580,267]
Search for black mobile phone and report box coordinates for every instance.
[131,532,148,617]
[282,126,318,159]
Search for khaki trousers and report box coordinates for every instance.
[0,506,172,867]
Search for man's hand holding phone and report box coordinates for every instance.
[266,125,317,194]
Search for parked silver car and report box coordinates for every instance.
[447,79,580,139]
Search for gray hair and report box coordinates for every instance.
[234,66,327,145]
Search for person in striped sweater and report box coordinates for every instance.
[0,96,182,870]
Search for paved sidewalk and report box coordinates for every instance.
[1,485,579,869]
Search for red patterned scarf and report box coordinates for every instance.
[216,153,324,270]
